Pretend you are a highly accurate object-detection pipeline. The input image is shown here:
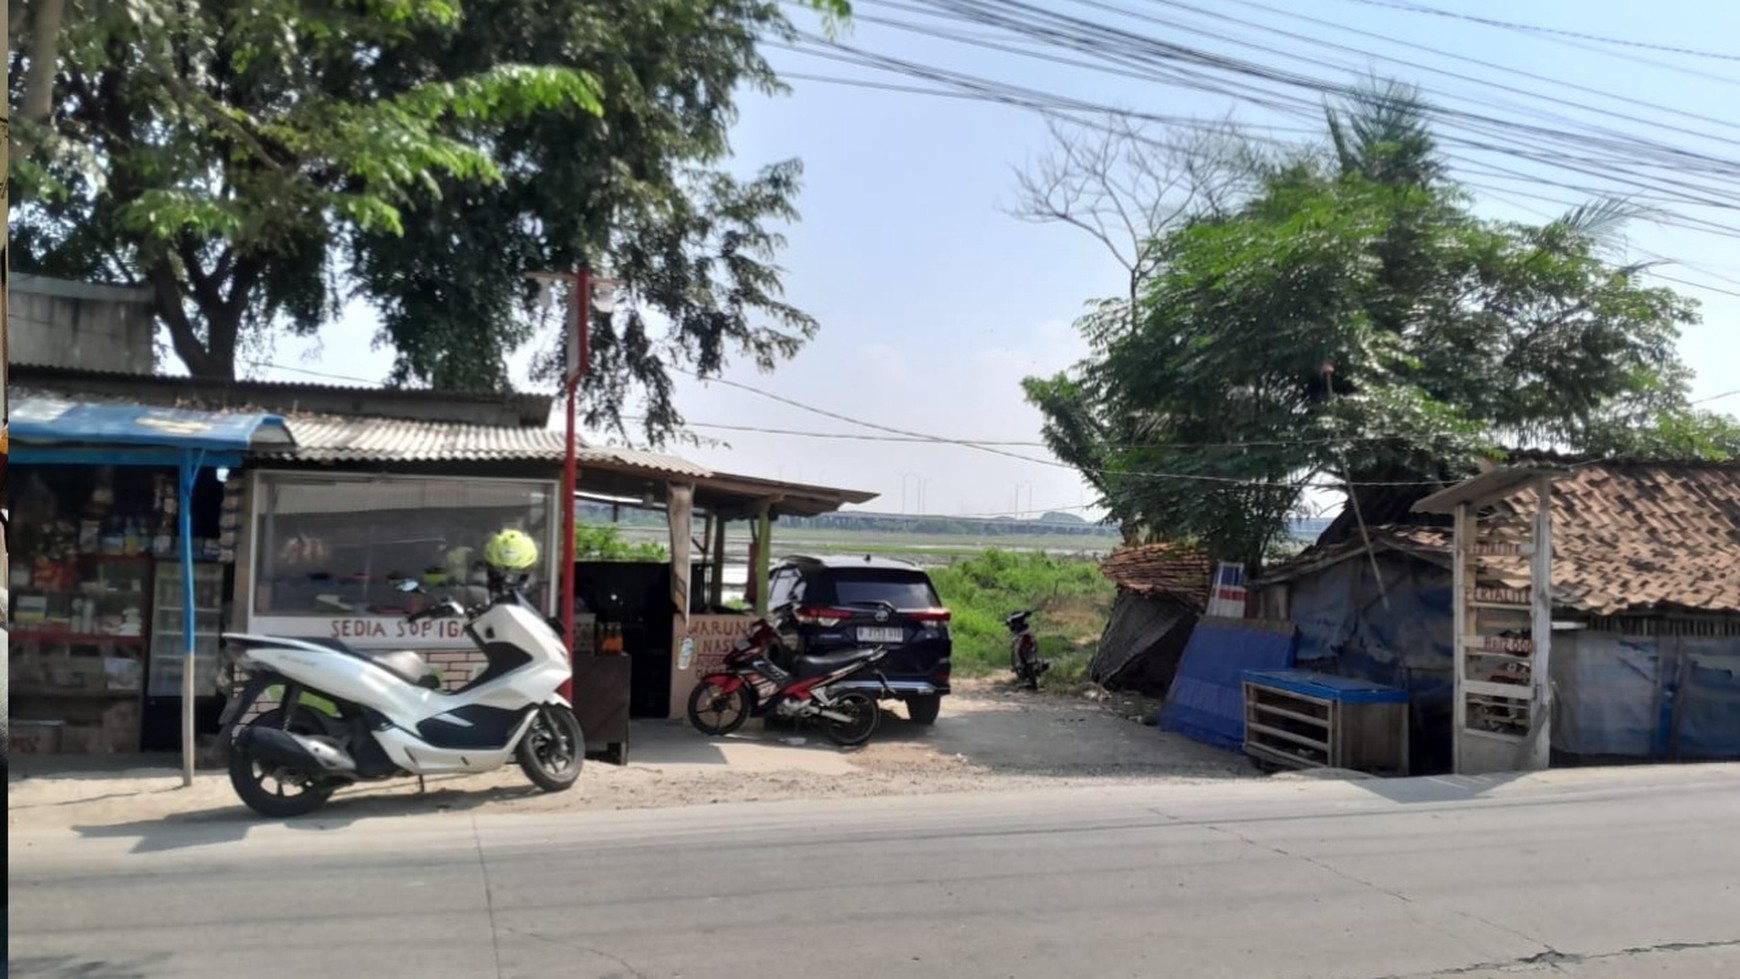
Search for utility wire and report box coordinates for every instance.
[823,0,1740,211]
[1333,0,1740,64]
[894,0,1740,179]
[674,366,1454,490]
[1206,0,1740,134]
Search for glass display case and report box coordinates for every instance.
[246,472,558,648]
[150,561,226,697]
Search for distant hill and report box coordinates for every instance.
[576,500,1333,543]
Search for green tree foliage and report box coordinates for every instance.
[1024,83,1734,567]
[10,0,848,443]
[575,523,667,562]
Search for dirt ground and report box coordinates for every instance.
[8,679,1253,832]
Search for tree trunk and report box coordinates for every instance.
[147,253,248,380]
[15,0,65,157]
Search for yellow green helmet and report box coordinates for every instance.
[483,528,539,571]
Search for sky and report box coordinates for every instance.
[252,0,1740,520]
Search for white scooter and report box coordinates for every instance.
[216,570,582,817]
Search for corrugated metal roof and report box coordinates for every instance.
[269,415,712,476]
[276,416,565,462]
[591,445,713,478]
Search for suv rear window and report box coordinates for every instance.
[822,570,941,610]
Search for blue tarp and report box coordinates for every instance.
[10,395,290,458]
[1556,631,1740,760]
[1160,618,1297,752]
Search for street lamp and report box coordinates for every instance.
[527,266,622,702]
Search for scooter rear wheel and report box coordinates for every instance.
[228,708,338,818]
[687,680,751,736]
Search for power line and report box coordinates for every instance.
[1167,0,1740,139]
[1333,0,1740,64]
[787,8,1740,222]
[677,418,1449,451]
[887,0,1740,184]
[675,366,1453,489]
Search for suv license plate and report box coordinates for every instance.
[858,626,904,643]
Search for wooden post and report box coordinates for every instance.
[753,499,773,617]
[1451,501,1471,773]
[1528,475,1555,770]
[709,512,727,609]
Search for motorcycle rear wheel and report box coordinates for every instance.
[821,692,879,747]
[518,704,585,793]
[688,680,751,736]
[228,708,338,818]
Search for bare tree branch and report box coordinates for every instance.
[1006,112,1256,312]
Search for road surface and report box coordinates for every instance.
[10,764,1740,978]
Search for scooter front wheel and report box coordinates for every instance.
[820,692,880,747]
[518,705,585,793]
[687,679,751,736]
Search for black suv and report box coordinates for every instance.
[765,554,951,724]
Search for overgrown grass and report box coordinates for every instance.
[929,549,1116,684]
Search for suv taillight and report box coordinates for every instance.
[910,608,952,622]
[795,606,857,627]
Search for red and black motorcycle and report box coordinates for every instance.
[687,619,892,746]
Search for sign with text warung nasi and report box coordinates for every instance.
[685,614,756,673]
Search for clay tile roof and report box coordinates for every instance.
[1269,460,1740,617]
[1492,460,1740,616]
[1100,544,1213,608]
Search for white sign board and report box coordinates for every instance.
[247,614,472,650]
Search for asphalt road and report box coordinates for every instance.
[10,764,1740,979]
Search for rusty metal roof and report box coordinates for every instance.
[269,415,711,476]
[1100,544,1213,608]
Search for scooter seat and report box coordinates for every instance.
[367,649,434,687]
[299,638,432,687]
[791,648,878,679]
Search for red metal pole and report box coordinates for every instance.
[560,266,589,702]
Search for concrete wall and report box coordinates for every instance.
[8,274,155,373]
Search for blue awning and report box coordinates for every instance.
[10,394,294,465]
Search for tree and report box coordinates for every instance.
[1010,113,1252,542]
[10,0,848,444]
[1024,83,1728,568]
[575,524,668,563]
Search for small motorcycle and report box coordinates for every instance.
[1006,609,1050,691]
[687,619,893,746]
[215,571,582,817]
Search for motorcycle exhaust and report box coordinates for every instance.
[238,726,359,775]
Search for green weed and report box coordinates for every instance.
[929,549,1115,678]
